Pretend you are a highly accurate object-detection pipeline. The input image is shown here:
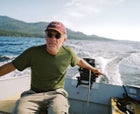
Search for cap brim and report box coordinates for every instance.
[46,28,63,35]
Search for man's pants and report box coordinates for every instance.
[13,88,69,114]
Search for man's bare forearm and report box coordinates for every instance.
[77,58,103,75]
[0,62,16,77]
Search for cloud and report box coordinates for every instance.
[63,0,126,18]
[49,0,128,38]
[64,0,101,17]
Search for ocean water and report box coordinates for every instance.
[0,36,140,87]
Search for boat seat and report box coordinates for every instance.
[111,98,140,114]
[0,93,21,114]
[0,93,46,114]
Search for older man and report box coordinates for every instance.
[0,21,103,114]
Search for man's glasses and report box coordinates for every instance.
[46,32,61,39]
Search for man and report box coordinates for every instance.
[0,21,103,114]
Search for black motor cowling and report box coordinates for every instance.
[76,58,98,89]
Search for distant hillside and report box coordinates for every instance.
[0,15,112,41]
[0,16,47,37]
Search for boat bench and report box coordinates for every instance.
[111,98,140,114]
[0,93,20,114]
[0,93,47,114]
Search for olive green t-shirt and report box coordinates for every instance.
[12,45,79,92]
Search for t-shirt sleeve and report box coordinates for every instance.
[12,48,32,71]
[69,48,79,67]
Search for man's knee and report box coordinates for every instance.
[47,94,69,114]
[12,96,40,114]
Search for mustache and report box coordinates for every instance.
[48,42,56,45]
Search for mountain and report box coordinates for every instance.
[0,16,47,37]
[0,15,112,41]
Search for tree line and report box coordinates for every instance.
[0,29,43,38]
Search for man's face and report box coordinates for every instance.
[45,30,66,54]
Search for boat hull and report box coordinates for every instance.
[0,76,140,114]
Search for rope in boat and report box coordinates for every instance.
[85,70,92,114]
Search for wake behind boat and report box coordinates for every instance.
[0,58,140,114]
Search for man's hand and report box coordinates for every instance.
[91,68,103,76]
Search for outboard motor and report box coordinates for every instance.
[76,58,98,89]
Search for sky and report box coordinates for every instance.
[0,0,140,41]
